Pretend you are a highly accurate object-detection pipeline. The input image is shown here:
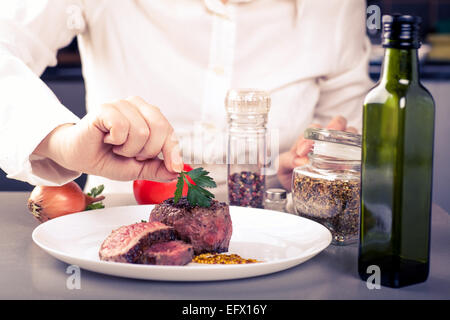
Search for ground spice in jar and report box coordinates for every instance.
[228,171,265,208]
[193,253,261,264]
[292,173,360,244]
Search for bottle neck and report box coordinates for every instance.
[380,47,420,85]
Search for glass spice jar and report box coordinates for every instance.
[292,128,361,245]
[225,89,271,208]
[264,188,287,212]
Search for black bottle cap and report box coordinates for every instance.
[382,14,421,49]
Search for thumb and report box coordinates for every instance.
[278,150,308,174]
[292,123,321,157]
[137,158,179,182]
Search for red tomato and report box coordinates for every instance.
[133,164,193,205]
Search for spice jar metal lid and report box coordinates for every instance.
[225,89,271,115]
[265,188,287,201]
[304,128,362,161]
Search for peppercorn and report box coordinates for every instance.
[292,173,360,244]
[228,171,265,208]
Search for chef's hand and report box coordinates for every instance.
[33,96,183,182]
[277,116,358,190]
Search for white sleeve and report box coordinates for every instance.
[313,0,374,132]
[0,0,86,186]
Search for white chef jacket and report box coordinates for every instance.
[0,0,373,194]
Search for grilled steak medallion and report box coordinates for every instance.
[138,240,194,266]
[149,197,232,254]
[99,221,176,263]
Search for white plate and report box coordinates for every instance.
[32,205,331,281]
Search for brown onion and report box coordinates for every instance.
[27,181,105,223]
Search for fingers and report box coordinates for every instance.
[278,150,309,175]
[92,153,178,182]
[346,126,358,134]
[126,96,183,173]
[277,152,295,174]
[93,97,183,174]
[94,104,129,145]
[126,97,168,159]
[326,115,347,131]
[327,116,359,134]
[137,158,179,182]
[278,116,357,189]
[278,123,321,178]
[292,123,321,157]
[161,131,183,174]
[108,100,150,158]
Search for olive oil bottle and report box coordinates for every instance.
[359,15,435,288]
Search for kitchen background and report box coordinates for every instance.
[1,0,450,213]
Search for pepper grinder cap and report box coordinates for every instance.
[225,89,271,115]
[265,188,287,201]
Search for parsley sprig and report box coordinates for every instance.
[85,185,105,210]
[174,167,217,207]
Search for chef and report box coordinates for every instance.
[0,0,372,196]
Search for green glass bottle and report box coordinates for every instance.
[358,15,435,288]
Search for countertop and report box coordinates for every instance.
[0,192,449,300]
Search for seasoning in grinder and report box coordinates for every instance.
[228,171,265,208]
[291,128,362,245]
[225,89,271,209]
[292,173,360,243]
